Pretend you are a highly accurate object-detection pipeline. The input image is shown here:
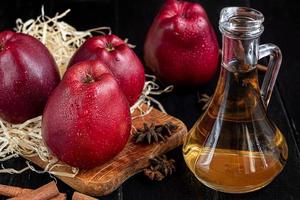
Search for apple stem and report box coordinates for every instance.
[83,74,95,84]
[105,43,115,52]
[0,43,4,51]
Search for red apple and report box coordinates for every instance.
[42,60,131,169]
[144,0,219,86]
[0,30,60,124]
[68,34,145,106]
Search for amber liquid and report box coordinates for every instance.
[183,66,288,193]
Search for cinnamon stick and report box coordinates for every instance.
[51,193,67,200]
[0,184,31,197]
[72,191,98,200]
[9,181,59,200]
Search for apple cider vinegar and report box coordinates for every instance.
[183,148,285,193]
[183,65,288,193]
[183,7,288,193]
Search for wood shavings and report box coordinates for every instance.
[0,165,30,174]
[0,8,172,178]
[14,7,111,76]
[198,93,211,110]
[131,74,173,119]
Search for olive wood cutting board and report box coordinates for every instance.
[24,105,188,196]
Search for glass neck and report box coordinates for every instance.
[222,35,260,72]
[219,7,264,72]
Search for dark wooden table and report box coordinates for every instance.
[1,0,300,199]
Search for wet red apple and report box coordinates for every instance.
[144,0,219,86]
[42,60,131,169]
[0,30,60,124]
[68,34,145,106]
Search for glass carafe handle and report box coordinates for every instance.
[259,44,282,107]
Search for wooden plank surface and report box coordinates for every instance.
[25,106,188,196]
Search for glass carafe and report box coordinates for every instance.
[182,7,288,193]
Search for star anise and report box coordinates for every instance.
[132,122,178,144]
[162,121,178,135]
[144,154,176,181]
